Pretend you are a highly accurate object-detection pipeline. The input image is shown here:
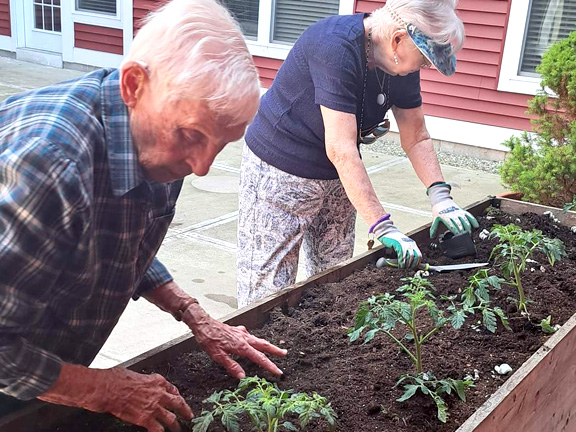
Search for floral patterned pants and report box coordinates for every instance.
[236,145,356,308]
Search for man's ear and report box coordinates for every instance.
[120,61,150,108]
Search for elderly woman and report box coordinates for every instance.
[237,0,478,307]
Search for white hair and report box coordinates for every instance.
[371,0,465,53]
[123,0,260,126]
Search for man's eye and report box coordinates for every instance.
[181,129,204,145]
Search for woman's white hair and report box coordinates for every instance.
[123,0,260,126]
[372,0,465,53]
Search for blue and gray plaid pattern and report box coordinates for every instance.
[0,69,182,400]
[406,23,457,76]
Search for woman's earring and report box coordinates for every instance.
[394,53,399,65]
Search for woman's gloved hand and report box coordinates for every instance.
[428,182,479,238]
[372,215,422,269]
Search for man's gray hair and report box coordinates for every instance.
[372,0,465,53]
[124,0,260,126]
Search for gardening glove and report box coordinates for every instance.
[39,364,193,432]
[182,303,287,379]
[372,216,422,269]
[428,182,479,238]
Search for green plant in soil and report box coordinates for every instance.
[349,276,473,422]
[192,376,337,432]
[489,224,567,315]
[563,195,576,213]
[395,372,474,423]
[538,315,558,334]
[450,269,510,333]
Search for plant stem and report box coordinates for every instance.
[513,262,527,314]
[384,331,417,365]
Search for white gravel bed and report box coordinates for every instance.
[362,138,502,174]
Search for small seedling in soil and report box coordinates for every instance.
[192,376,337,432]
[489,224,567,315]
[395,372,474,423]
[563,195,576,213]
[538,315,559,334]
[450,269,510,333]
[349,276,474,422]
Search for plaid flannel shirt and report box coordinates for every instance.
[0,69,182,400]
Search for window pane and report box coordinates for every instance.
[273,0,339,44]
[44,5,53,31]
[222,0,259,39]
[34,4,43,30]
[76,0,116,15]
[54,5,61,31]
[520,0,576,75]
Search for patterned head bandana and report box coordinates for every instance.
[385,4,457,76]
[406,23,457,76]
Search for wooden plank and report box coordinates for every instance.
[497,198,576,227]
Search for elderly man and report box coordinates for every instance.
[0,0,285,431]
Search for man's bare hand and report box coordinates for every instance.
[182,305,287,379]
[39,364,193,432]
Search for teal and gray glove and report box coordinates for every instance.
[371,215,422,269]
[428,182,479,238]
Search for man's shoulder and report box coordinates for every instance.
[0,68,118,163]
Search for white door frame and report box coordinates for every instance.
[20,0,62,52]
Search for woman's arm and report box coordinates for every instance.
[321,105,385,225]
[393,105,443,188]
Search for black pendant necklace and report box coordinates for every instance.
[375,68,389,107]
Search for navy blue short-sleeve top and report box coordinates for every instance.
[245,13,422,180]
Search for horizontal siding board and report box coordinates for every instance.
[424,105,532,130]
[462,36,502,53]
[75,40,123,54]
[0,0,9,36]
[456,61,499,78]
[458,9,507,26]
[76,31,123,47]
[458,0,509,13]
[464,23,505,40]
[253,56,283,69]
[422,92,530,118]
[74,23,123,55]
[457,48,501,65]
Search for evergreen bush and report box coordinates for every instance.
[499,30,576,207]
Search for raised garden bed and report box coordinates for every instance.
[2,198,575,432]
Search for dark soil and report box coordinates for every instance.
[44,208,576,432]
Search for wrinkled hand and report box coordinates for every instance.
[183,305,287,379]
[374,218,422,269]
[40,365,193,432]
[428,183,479,238]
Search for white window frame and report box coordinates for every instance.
[498,0,562,96]
[246,0,355,60]
[72,0,122,29]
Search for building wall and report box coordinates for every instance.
[0,0,10,37]
[74,24,123,55]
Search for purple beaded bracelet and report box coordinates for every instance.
[368,213,391,234]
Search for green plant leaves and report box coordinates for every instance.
[193,377,337,432]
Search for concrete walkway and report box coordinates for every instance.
[0,56,506,368]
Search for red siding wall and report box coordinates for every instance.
[254,57,283,88]
[134,0,167,35]
[0,0,10,37]
[74,23,123,55]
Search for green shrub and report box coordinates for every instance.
[499,30,576,207]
